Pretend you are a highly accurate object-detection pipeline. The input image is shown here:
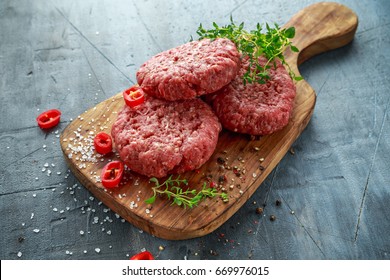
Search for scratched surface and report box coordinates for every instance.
[0,0,389,260]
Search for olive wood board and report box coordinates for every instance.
[60,2,358,240]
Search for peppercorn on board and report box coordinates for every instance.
[60,2,358,240]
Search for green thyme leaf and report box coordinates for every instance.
[196,19,302,84]
[146,176,229,208]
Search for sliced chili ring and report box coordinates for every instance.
[101,161,124,188]
[129,251,154,260]
[123,85,145,108]
[36,109,61,129]
[94,132,113,155]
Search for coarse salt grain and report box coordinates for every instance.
[95,248,101,253]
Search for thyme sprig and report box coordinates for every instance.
[196,18,302,84]
[145,175,229,208]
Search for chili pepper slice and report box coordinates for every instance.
[123,85,145,108]
[101,161,124,188]
[94,132,113,155]
[36,109,61,129]
[130,251,154,260]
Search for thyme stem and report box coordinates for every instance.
[196,19,302,84]
[145,175,229,208]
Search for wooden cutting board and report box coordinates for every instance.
[60,2,358,240]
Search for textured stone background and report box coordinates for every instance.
[0,0,389,259]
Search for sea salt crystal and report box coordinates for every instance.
[95,248,101,253]
[33,229,40,233]
[17,252,22,258]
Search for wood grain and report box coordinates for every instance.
[60,2,358,240]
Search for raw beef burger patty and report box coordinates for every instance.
[209,56,296,135]
[136,38,240,101]
[111,95,221,178]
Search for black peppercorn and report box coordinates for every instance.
[255,207,263,215]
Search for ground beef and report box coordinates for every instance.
[136,38,240,101]
[111,95,221,178]
[207,56,296,135]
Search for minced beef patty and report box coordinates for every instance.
[111,95,221,178]
[136,38,240,101]
[208,56,296,135]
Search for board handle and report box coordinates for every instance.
[285,2,358,66]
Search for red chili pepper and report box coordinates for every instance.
[36,109,61,129]
[94,132,113,155]
[123,85,145,108]
[130,251,154,260]
[101,161,124,188]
